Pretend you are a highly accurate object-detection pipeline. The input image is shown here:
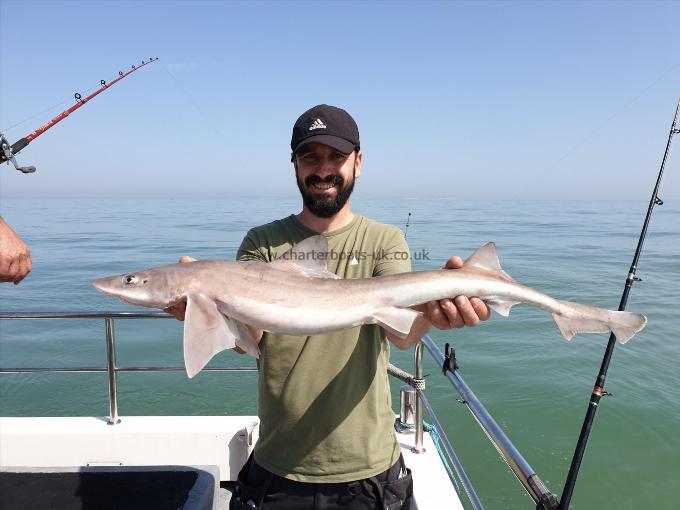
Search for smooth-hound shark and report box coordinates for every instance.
[93,236,647,378]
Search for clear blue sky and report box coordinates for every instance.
[1,0,678,200]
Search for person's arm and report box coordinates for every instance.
[0,217,32,284]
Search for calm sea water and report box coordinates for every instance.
[0,197,678,509]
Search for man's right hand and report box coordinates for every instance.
[164,256,196,320]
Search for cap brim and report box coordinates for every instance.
[294,134,356,155]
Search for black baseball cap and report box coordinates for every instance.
[291,104,360,155]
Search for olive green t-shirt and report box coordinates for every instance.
[236,214,411,483]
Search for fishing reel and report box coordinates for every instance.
[0,134,35,173]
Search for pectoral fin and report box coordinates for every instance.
[184,294,238,378]
[371,307,422,338]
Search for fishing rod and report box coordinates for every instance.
[558,97,680,509]
[0,57,158,174]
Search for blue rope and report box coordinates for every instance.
[423,421,461,493]
[398,420,461,493]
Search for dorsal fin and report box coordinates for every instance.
[464,242,515,282]
[270,235,338,279]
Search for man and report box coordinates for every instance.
[0,217,32,284]
[169,105,488,509]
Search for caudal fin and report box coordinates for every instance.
[552,300,647,344]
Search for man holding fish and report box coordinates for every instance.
[93,105,646,509]
[167,104,490,509]
[94,104,645,508]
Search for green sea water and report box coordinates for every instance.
[0,197,678,509]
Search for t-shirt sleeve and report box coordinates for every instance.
[236,229,268,262]
[373,227,412,277]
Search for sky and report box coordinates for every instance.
[0,0,679,200]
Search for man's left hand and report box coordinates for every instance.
[0,219,32,285]
[422,256,490,329]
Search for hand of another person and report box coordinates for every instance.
[423,256,490,329]
[0,218,32,285]
[163,256,196,320]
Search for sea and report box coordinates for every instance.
[0,197,678,509]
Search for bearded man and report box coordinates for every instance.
[228,104,489,509]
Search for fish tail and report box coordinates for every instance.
[552,300,647,344]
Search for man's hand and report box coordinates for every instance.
[416,256,490,329]
[0,218,32,285]
[387,256,491,350]
[163,256,196,320]
[430,256,490,327]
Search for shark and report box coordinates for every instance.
[93,236,647,378]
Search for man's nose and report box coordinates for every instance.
[315,157,335,178]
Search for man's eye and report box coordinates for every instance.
[301,154,317,162]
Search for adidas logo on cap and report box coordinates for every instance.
[308,118,327,131]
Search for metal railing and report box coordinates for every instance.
[0,311,258,425]
[0,311,557,509]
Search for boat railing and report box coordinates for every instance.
[0,311,558,509]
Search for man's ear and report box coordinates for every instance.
[354,150,362,179]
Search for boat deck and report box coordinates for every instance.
[0,415,462,509]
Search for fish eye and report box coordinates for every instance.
[123,275,139,285]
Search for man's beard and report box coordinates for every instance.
[296,170,356,218]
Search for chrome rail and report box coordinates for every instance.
[413,342,425,453]
[0,311,258,426]
[105,318,119,424]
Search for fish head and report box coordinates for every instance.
[93,267,179,309]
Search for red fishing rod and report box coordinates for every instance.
[1,57,158,173]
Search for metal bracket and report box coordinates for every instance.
[442,343,458,374]
[0,134,36,173]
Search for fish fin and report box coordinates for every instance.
[230,318,262,357]
[607,310,647,344]
[214,301,261,357]
[371,307,422,338]
[486,299,520,317]
[270,235,339,279]
[552,312,608,341]
[464,242,515,282]
[551,302,647,344]
[184,294,238,378]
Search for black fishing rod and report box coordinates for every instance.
[0,58,157,174]
[558,97,680,509]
